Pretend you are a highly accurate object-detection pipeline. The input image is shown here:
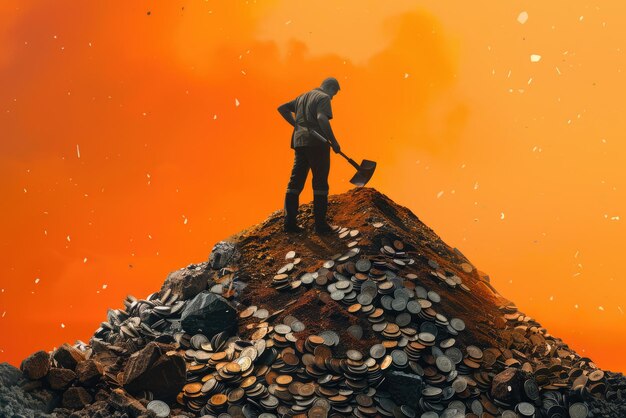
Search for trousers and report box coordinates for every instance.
[286,146,330,196]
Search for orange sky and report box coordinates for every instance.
[1,1,624,371]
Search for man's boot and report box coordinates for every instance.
[313,194,333,234]
[284,192,303,233]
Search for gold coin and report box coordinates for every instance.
[275,375,293,386]
[210,393,227,406]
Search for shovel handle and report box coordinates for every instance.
[310,129,360,169]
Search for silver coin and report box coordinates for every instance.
[147,400,170,418]
[569,403,589,418]
[330,291,345,301]
[450,318,465,332]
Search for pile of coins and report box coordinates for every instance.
[89,219,612,418]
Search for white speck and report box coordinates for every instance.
[34,278,40,284]
[76,144,81,158]
[517,11,528,24]
[66,235,71,242]
[213,114,218,120]
[88,42,92,47]
[506,69,512,78]
[611,216,620,221]
[598,306,604,311]
[579,16,584,22]
[102,284,107,289]
[436,191,444,199]
[148,234,152,240]
[601,138,607,144]
[241,70,246,75]
[574,250,579,258]
[23,188,27,193]
[530,54,541,63]
[83,257,88,263]
[473,182,479,190]
[235,98,240,107]
[61,323,65,328]
[574,304,579,309]
[285,20,291,25]
[500,212,505,220]
[549,295,554,301]
[404,73,409,79]
[618,306,624,315]
[507,385,512,392]
[527,77,533,85]
[555,66,562,75]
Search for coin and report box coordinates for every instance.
[450,318,465,332]
[516,402,535,417]
[285,250,296,260]
[569,403,589,418]
[240,306,257,319]
[369,344,386,359]
[460,262,473,273]
[589,370,604,382]
[523,379,539,401]
[347,350,363,361]
[435,355,453,373]
[147,400,170,418]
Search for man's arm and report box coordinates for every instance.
[277,100,296,127]
[317,113,340,153]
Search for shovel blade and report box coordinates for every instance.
[349,159,377,187]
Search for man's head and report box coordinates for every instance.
[320,77,340,98]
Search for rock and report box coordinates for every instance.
[208,240,238,270]
[109,388,148,417]
[52,343,85,370]
[122,342,186,399]
[89,339,121,369]
[180,291,237,337]
[384,370,423,410]
[491,367,527,404]
[46,368,76,390]
[159,262,213,301]
[75,359,103,387]
[62,386,92,410]
[0,363,63,417]
[20,350,50,380]
[0,362,24,386]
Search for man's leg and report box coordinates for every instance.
[309,147,332,234]
[284,148,309,232]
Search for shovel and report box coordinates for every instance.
[310,129,377,187]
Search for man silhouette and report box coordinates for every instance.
[277,77,341,234]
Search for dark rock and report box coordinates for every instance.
[0,363,61,417]
[52,343,86,370]
[180,291,237,337]
[75,359,103,387]
[47,367,76,390]
[62,386,93,410]
[209,240,239,270]
[0,362,24,386]
[159,261,214,301]
[20,350,50,380]
[109,388,148,417]
[89,339,121,369]
[122,342,186,400]
[491,367,527,404]
[383,370,423,410]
